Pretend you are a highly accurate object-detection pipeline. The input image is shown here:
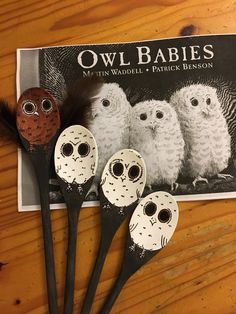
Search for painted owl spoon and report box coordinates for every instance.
[100,191,179,314]
[54,125,98,314]
[16,87,60,314]
[81,149,146,314]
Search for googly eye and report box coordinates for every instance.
[206,98,211,105]
[140,113,147,120]
[78,142,90,157]
[102,99,110,107]
[156,111,163,119]
[158,208,172,223]
[61,143,73,157]
[22,102,36,115]
[42,98,53,113]
[144,202,157,216]
[191,98,199,106]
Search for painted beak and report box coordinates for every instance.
[34,111,39,116]
[120,175,126,182]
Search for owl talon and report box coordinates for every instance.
[119,207,124,215]
[192,176,208,188]
[171,182,178,192]
[66,184,73,192]
[103,203,111,210]
[77,185,83,195]
[140,249,145,258]
[129,243,136,252]
[217,173,233,180]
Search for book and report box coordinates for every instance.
[17,34,236,211]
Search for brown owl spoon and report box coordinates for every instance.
[16,87,60,314]
[100,191,179,314]
[54,125,98,314]
[81,149,146,314]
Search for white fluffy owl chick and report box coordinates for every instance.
[170,84,232,186]
[130,100,185,191]
[88,83,130,196]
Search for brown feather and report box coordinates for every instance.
[0,99,19,143]
[60,75,104,130]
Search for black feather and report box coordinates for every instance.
[60,75,104,130]
[0,99,19,143]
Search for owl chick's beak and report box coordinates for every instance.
[34,111,39,116]
[148,124,157,134]
[201,109,210,117]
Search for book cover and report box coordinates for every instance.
[17,34,236,211]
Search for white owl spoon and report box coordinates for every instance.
[81,149,146,314]
[100,191,179,314]
[54,125,98,314]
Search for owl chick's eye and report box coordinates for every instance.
[206,98,211,105]
[61,143,73,157]
[191,98,199,106]
[140,113,147,121]
[102,99,110,107]
[158,208,172,223]
[42,98,53,113]
[156,111,164,119]
[22,101,36,115]
[78,142,90,157]
[144,202,157,216]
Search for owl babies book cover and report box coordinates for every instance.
[16,34,236,211]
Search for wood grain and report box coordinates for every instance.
[1,0,236,313]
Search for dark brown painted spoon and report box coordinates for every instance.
[81,149,146,314]
[16,87,60,314]
[100,191,179,314]
[54,124,98,314]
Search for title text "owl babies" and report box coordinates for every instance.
[77,45,214,69]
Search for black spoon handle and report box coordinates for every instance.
[63,208,79,314]
[80,230,114,314]
[100,271,127,314]
[33,157,58,314]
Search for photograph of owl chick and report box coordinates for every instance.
[130,99,185,191]
[170,84,232,187]
[87,83,130,197]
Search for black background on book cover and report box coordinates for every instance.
[39,35,236,103]
[38,35,236,198]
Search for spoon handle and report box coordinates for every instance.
[32,155,58,314]
[63,208,79,314]
[100,271,127,314]
[80,229,114,314]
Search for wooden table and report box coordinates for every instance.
[1,1,236,313]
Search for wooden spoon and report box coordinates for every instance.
[100,191,179,314]
[54,125,98,314]
[16,87,60,314]
[81,149,146,314]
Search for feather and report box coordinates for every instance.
[0,99,19,143]
[60,75,104,130]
